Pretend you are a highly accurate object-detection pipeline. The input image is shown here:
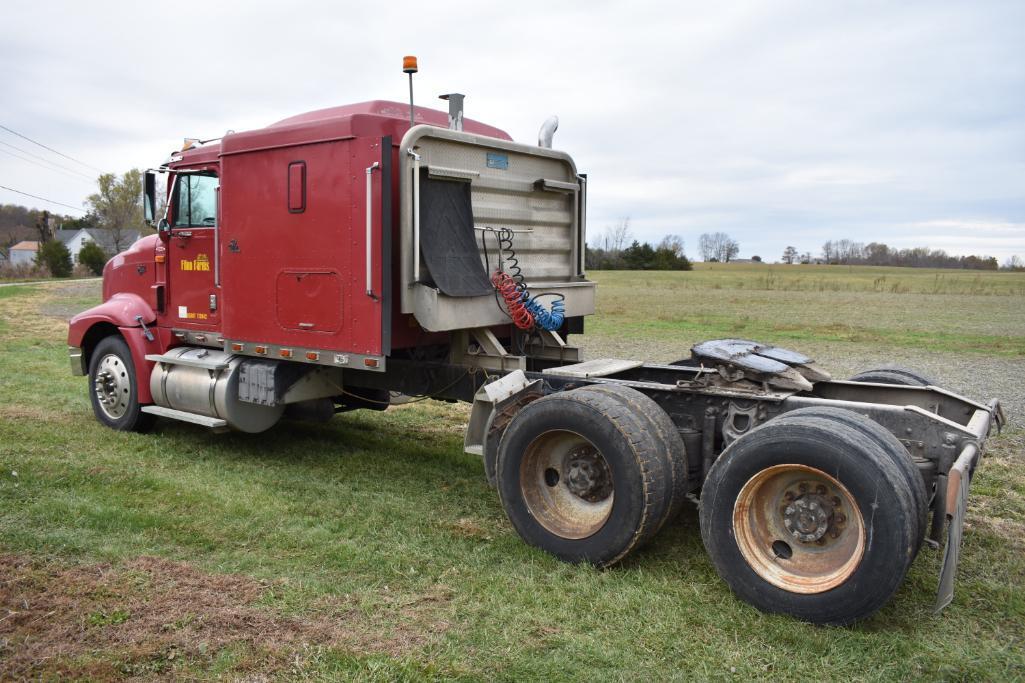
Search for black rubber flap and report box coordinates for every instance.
[418,172,492,297]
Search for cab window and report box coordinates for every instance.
[173,174,218,227]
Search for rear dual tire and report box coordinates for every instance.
[775,407,929,556]
[849,366,934,387]
[700,413,919,624]
[496,387,682,567]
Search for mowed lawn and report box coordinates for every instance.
[1,265,1024,680]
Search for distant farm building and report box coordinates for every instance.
[9,240,39,266]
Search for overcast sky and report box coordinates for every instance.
[2,1,1023,262]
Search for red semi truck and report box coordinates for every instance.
[69,61,1002,624]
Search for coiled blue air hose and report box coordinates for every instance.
[523,293,565,331]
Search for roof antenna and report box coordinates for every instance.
[403,56,419,129]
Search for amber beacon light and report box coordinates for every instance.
[403,55,419,128]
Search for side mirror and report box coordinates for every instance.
[143,171,157,225]
[157,217,171,239]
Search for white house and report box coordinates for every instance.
[55,229,92,260]
[54,228,142,262]
[9,241,39,266]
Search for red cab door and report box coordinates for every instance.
[167,173,220,329]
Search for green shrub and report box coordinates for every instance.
[36,240,73,278]
[77,241,108,275]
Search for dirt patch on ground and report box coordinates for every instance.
[37,280,103,321]
[0,405,69,423]
[0,554,451,679]
[0,292,66,342]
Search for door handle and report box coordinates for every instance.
[365,161,380,298]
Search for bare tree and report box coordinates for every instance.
[821,240,835,263]
[699,232,740,262]
[782,246,798,264]
[699,234,713,261]
[34,210,53,243]
[725,239,739,262]
[657,234,686,258]
[87,169,146,253]
[606,218,632,253]
[1003,255,1024,271]
[864,242,890,265]
[832,239,865,264]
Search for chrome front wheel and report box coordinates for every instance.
[93,352,131,420]
[87,335,154,432]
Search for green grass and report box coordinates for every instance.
[651,262,1025,296]
[0,284,37,299]
[1,275,1023,680]
[589,266,1025,356]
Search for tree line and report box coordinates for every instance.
[586,219,693,270]
[586,219,1020,272]
[1,169,149,278]
[811,239,1000,270]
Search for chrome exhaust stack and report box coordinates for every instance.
[440,93,465,131]
[538,115,559,148]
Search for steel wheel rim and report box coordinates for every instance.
[93,353,131,420]
[733,463,865,594]
[519,430,614,539]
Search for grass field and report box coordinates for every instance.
[1,265,1024,680]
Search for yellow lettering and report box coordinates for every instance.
[179,254,210,272]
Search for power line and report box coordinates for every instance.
[0,124,103,173]
[0,184,86,213]
[0,146,95,185]
[0,139,95,181]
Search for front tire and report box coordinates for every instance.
[700,414,917,624]
[88,335,154,432]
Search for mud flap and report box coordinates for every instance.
[418,173,493,297]
[935,443,980,613]
[464,370,542,486]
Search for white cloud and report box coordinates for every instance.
[1,0,1023,261]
